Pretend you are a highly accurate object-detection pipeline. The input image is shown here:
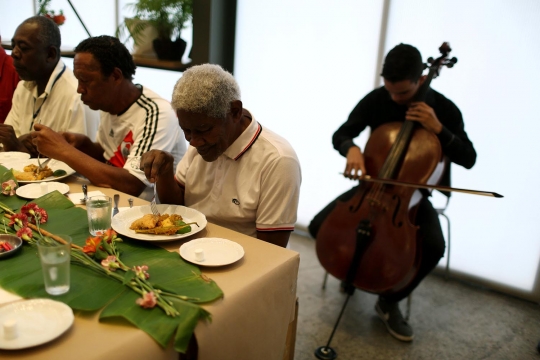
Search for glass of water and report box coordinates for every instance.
[37,235,71,295]
[86,195,112,236]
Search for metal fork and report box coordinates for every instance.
[150,178,159,215]
[36,153,51,172]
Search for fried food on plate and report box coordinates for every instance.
[13,164,53,181]
[130,213,189,235]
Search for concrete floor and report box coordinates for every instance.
[288,232,540,360]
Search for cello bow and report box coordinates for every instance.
[355,175,503,198]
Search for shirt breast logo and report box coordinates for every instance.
[108,131,134,168]
[232,199,240,206]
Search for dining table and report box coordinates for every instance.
[0,173,300,360]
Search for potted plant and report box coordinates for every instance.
[117,0,192,61]
[37,0,66,26]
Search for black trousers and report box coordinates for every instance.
[308,186,446,303]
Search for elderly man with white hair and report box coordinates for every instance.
[140,64,301,247]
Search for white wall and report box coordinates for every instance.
[235,0,384,226]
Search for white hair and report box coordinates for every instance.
[171,64,241,119]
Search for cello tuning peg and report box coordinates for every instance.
[444,57,458,68]
[427,57,434,64]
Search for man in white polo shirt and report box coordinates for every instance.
[140,64,301,247]
[0,16,98,154]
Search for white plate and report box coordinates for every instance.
[0,152,31,161]
[111,204,207,242]
[0,159,75,183]
[16,182,70,199]
[179,238,245,266]
[0,298,74,350]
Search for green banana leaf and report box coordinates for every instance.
[0,173,223,353]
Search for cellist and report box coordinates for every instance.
[308,44,476,341]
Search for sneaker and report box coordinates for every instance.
[375,299,414,342]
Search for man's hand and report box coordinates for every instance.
[140,149,175,183]
[0,124,27,153]
[344,146,366,180]
[30,124,71,159]
[19,134,39,156]
[406,102,443,134]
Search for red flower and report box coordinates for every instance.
[9,213,28,228]
[21,203,39,215]
[16,227,33,241]
[102,228,118,243]
[53,14,65,26]
[21,203,48,224]
[82,236,101,255]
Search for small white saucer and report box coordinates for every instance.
[16,182,70,199]
[179,238,244,266]
[0,298,74,349]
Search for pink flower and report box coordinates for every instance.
[16,227,33,241]
[9,213,28,227]
[136,291,157,309]
[2,180,17,196]
[101,255,120,271]
[133,265,150,280]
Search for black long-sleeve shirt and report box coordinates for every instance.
[332,86,476,189]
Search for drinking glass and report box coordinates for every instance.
[86,195,112,236]
[37,235,71,295]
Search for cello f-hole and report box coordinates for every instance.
[349,188,369,213]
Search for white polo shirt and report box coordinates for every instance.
[5,59,98,137]
[97,85,186,200]
[175,115,301,237]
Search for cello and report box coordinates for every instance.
[315,42,459,295]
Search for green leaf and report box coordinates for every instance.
[123,269,135,285]
[0,190,223,353]
[53,169,67,177]
[0,165,18,183]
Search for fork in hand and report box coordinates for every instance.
[150,177,160,215]
[36,153,52,171]
[35,153,49,175]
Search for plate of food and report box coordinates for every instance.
[1,159,75,183]
[111,204,207,241]
[0,298,74,350]
[179,238,244,266]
